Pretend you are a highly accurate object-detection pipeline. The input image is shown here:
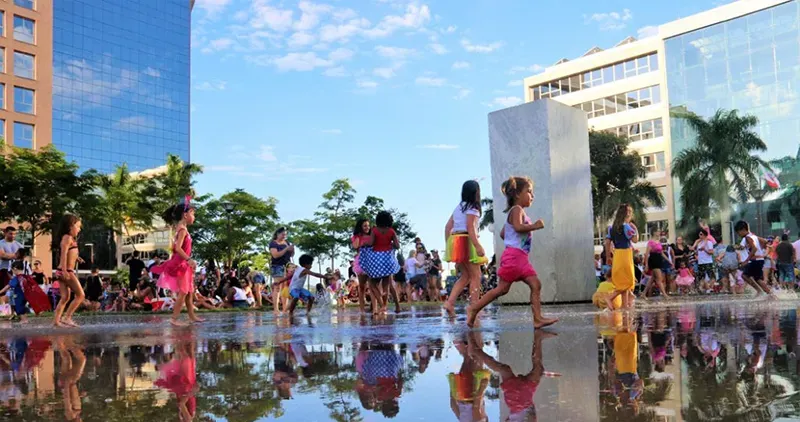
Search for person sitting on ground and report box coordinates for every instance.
[193,287,219,310]
[82,267,103,312]
[102,280,123,312]
[225,277,250,309]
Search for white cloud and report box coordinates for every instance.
[444,25,457,34]
[429,43,448,54]
[287,32,316,48]
[143,67,161,78]
[461,39,503,53]
[637,25,658,39]
[323,66,349,77]
[584,9,633,31]
[250,1,294,32]
[418,144,459,150]
[453,89,471,100]
[373,67,397,79]
[114,116,154,132]
[321,129,343,135]
[258,145,277,162]
[507,79,522,87]
[452,61,470,70]
[195,0,232,15]
[319,18,371,43]
[357,80,378,88]
[489,97,523,108]
[509,64,544,74]
[328,47,355,61]
[415,76,446,87]
[194,80,227,91]
[270,52,333,71]
[202,37,235,54]
[375,45,416,60]
[294,1,332,31]
[363,3,431,38]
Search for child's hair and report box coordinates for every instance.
[375,211,393,228]
[500,176,533,212]
[679,260,687,268]
[163,201,195,225]
[734,220,749,233]
[353,218,370,235]
[299,254,314,267]
[460,180,482,215]
[229,277,242,289]
[611,204,631,235]
[11,260,24,271]
[55,214,81,248]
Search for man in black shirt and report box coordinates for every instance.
[776,233,796,289]
[126,253,145,292]
[83,267,103,311]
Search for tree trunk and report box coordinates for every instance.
[718,172,732,245]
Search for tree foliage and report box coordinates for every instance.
[589,130,664,230]
[672,109,768,230]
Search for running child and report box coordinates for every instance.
[466,176,557,328]
[288,254,325,315]
[360,211,402,315]
[603,204,639,310]
[0,261,28,322]
[444,180,487,317]
[152,196,202,327]
[53,214,86,328]
[351,218,372,313]
[735,220,775,297]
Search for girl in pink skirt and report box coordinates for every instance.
[466,176,557,329]
[674,261,695,295]
[152,196,201,326]
[351,218,372,314]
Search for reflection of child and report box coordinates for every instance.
[613,328,643,413]
[355,343,403,418]
[447,335,490,422]
[154,340,197,422]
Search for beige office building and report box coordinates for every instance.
[523,0,800,242]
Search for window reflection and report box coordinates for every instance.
[577,86,661,119]
[14,0,34,10]
[13,51,34,79]
[532,53,659,100]
[14,86,34,114]
[604,118,664,141]
[14,122,33,149]
[13,15,34,44]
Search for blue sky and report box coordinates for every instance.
[189,0,726,263]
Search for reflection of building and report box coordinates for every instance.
[523,0,800,240]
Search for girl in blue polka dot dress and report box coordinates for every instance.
[360,211,402,315]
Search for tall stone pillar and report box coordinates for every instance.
[488,99,595,303]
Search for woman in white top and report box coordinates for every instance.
[226,278,250,309]
[443,180,487,316]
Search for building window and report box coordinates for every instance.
[0,84,5,109]
[14,0,34,10]
[605,118,664,141]
[641,152,666,173]
[13,16,34,44]
[531,53,660,100]
[13,122,33,149]
[0,11,4,37]
[578,86,661,119]
[0,119,5,143]
[645,220,669,239]
[13,51,33,79]
[14,86,33,114]
[0,48,5,73]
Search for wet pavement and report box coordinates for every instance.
[3,300,800,421]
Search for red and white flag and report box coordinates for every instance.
[764,171,780,189]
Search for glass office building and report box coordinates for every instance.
[665,1,800,224]
[52,0,190,173]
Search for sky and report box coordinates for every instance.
[189,0,729,263]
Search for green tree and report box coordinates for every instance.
[479,197,494,230]
[589,130,664,233]
[95,164,159,248]
[150,154,205,213]
[315,179,357,269]
[672,109,768,243]
[353,195,417,245]
[0,143,99,245]
[192,189,280,267]
[767,147,800,230]
[289,219,336,273]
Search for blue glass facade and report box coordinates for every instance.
[52,0,190,173]
[665,1,800,223]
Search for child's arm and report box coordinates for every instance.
[58,235,70,271]
[444,216,454,242]
[391,231,400,250]
[351,236,360,250]
[508,207,542,233]
[500,225,505,240]
[305,269,326,279]
[363,231,375,247]
[172,229,193,263]
[0,285,8,295]
[466,214,484,257]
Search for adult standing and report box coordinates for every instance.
[126,253,146,292]
[660,237,676,293]
[642,238,670,299]
[0,227,22,291]
[269,227,294,315]
[776,233,795,289]
[404,250,421,300]
[672,236,690,269]
[428,250,443,302]
[693,229,716,293]
[793,234,800,271]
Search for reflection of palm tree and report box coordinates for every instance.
[671,109,769,242]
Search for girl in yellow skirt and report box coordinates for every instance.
[604,204,639,310]
[444,180,488,317]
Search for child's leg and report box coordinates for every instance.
[358,275,368,313]
[467,263,482,306]
[53,277,70,326]
[63,274,85,323]
[306,296,314,312]
[186,294,203,322]
[466,281,511,327]
[370,280,384,314]
[605,289,622,310]
[445,264,472,315]
[384,277,401,312]
[170,293,188,325]
[524,275,558,328]
[288,298,299,314]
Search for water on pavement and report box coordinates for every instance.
[2,300,800,421]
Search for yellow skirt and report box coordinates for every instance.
[280,286,290,299]
[445,234,488,265]
[611,248,635,292]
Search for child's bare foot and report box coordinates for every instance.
[466,306,478,328]
[604,297,615,311]
[170,318,190,327]
[443,302,455,317]
[63,319,79,328]
[534,317,558,329]
[53,320,67,328]
[190,316,205,323]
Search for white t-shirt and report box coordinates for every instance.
[232,287,248,301]
[697,239,716,265]
[451,202,480,234]
[290,267,309,291]
[405,257,418,278]
[0,239,21,271]
[793,239,800,262]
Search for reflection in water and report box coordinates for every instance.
[5,305,800,420]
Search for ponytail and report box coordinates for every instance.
[501,176,533,212]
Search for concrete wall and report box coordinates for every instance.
[488,99,595,303]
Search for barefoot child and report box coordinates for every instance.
[152,197,203,326]
[734,220,775,297]
[360,211,402,315]
[467,177,557,328]
[54,214,86,328]
[444,180,487,317]
[288,254,325,315]
[0,261,28,322]
[604,204,639,310]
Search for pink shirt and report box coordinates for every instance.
[647,240,663,253]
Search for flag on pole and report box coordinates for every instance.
[764,170,780,189]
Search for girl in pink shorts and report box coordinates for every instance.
[467,176,558,329]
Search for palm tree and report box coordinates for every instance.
[672,109,769,244]
[151,154,204,211]
[479,197,494,230]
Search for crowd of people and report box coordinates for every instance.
[593,204,796,309]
